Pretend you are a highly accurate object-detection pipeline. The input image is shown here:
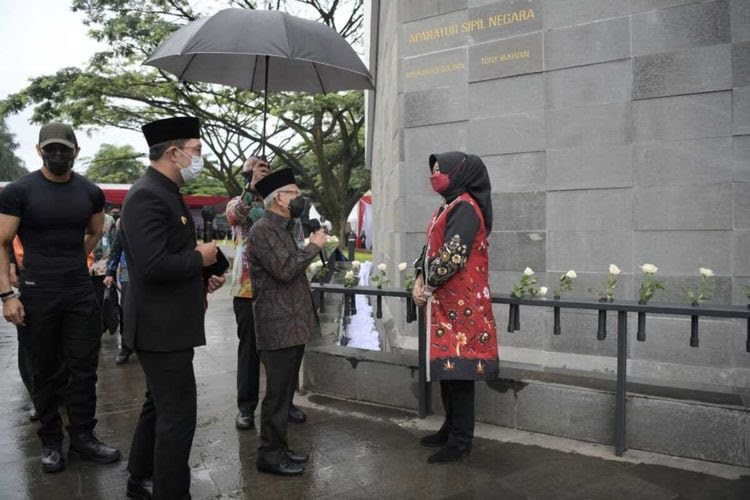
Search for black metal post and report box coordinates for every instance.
[636,312,646,342]
[317,290,325,314]
[553,306,561,335]
[350,293,357,316]
[513,304,520,331]
[597,310,607,340]
[690,315,699,347]
[747,318,750,353]
[376,294,382,319]
[347,236,356,261]
[418,305,430,418]
[615,310,628,456]
[507,303,515,333]
[344,293,353,316]
[405,296,414,323]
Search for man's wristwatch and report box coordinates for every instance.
[0,290,20,302]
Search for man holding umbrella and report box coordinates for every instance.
[247,168,325,476]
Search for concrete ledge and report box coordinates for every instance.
[303,344,750,466]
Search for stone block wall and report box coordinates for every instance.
[370,0,750,389]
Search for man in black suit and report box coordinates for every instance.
[120,116,225,500]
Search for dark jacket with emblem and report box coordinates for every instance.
[246,210,320,351]
[120,168,206,351]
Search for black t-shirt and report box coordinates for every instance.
[0,170,104,288]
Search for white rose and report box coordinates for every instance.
[523,267,534,276]
[699,267,714,278]
[310,261,322,271]
[378,263,387,272]
[609,264,621,276]
[565,270,577,279]
[304,238,310,246]
[328,235,339,243]
[351,260,361,271]
[345,270,354,279]
[398,262,407,272]
[539,286,548,296]
[640,263,657,274]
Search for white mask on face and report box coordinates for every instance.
[176,148,204,183]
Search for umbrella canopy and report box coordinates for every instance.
[144,8,374,93]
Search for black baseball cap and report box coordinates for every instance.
[38,122,78,149]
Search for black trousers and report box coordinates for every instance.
[17,325,33,396]
[233,297,259,414]
[439,380,475,448]
[19,284,101,445]
[91,275,105,307]
[128,349,196,500]
[258,344,305,464]
[118,282,130,350]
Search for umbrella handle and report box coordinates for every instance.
[263,55,269,158]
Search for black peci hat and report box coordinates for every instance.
[254,168,296,198]
[141,116,200,147]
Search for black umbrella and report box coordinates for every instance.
[144,8,374,156]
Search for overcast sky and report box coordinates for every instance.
[0,0,149,172]
[1,0,369,174]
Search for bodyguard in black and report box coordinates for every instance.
[0,122,121,473]
[121,116,224,500]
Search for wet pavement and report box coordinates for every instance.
[1,289,749,499]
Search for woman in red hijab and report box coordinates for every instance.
[412,151,499,463]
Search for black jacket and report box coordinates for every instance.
[120,168,205,351]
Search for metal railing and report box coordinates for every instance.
[310,282,750,457]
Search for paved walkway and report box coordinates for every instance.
[0,290,748,499]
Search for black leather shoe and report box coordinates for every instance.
[257,457,305,476]
[286,449,310,464]
[126,477,153,499]
[41,444,65,473]
[69,431,121,464]
[115,347,133,365]
[235,412,254,430]
[287,405,306,424]
[427,444,471,464]
[419,431,449,447]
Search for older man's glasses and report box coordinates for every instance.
[179,145,203,156]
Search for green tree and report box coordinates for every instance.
[0,0,368,234]
[0,118,28,181]
[273,92,368,239]
[85,143,146,183]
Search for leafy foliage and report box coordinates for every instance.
[1,0,368,232]
[0,118,28,181]
[84,143,146,183]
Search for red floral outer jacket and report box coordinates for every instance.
[424,193,499,381]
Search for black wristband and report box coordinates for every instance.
[0,290,14,299]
